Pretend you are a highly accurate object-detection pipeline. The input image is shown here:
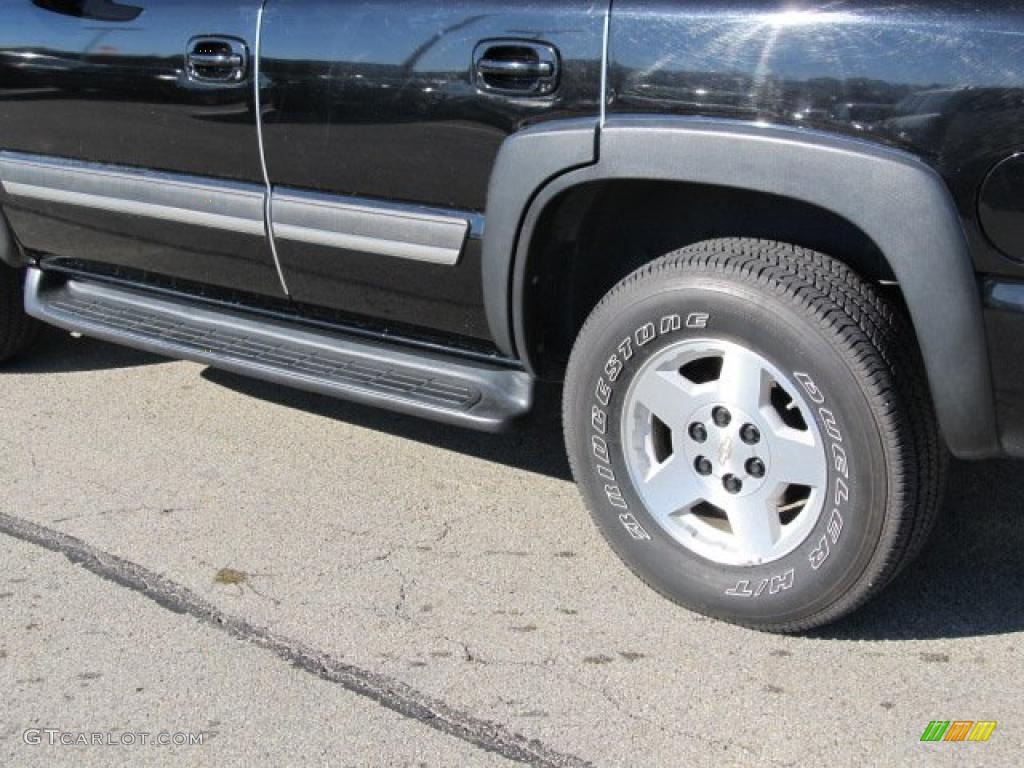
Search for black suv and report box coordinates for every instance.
[3,1,1023,632]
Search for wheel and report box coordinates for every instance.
[0,263,41,363]
[563,238,944,632]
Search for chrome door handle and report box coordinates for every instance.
[473,41,560,96]
[476,59,555,78]
[188,53,243,69]
[186,37,248,83]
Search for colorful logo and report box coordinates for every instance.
[920,721,997,743]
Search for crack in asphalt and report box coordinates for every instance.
[0,511,593,768]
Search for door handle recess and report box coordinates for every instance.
[186,37,248,83]
[473,41,560,96]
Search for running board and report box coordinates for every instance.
[24,269,533,432]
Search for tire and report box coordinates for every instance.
[563,238,944,632]
[0,263,41,363]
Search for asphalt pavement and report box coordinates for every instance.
[1,328,1021,767]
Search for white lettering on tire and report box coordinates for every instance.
[587,312,710,542]
[795,371,849,573]
[726,569,795,597]
[726,370,852,596]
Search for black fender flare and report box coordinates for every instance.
[482,116,998,459]
[482,117,599,355]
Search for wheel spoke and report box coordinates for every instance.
[638,454,704,520]
[725,494,782,563]
[630,368,698,431]
[717,350,767,416]
[771,426,827,489]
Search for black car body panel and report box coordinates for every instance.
[0,0,264,181]
[0,0,283,297]
[608,1,1024,278]
[259,0,606,211]
[3,0,1024,457]
[258,0,606,340]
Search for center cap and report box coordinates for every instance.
[717,435,735,466]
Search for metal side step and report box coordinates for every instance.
[24,269,533,432]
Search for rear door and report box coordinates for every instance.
[258,0,607,345]
[0,0,284,297]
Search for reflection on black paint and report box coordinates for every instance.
[0,0,280,299]
[0,0,262,180]
[259,0,606,211]
[257,0,607,340]
[609,2,1024,272]
[5,0,1024,345]
[33,0,143,22]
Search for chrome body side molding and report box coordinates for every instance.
[0,151,266,236]
[0,151,475,268]
[271,188,472,266]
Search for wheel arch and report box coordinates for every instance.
[482,116,997,459]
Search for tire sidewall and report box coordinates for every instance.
[565,274,890,626]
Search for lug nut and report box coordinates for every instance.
[689,422,708,443]
[723,474,743,494]
[746,458,766,479]
[740,424,761,445]
[694,457,713,476]
[712,406,732,428]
